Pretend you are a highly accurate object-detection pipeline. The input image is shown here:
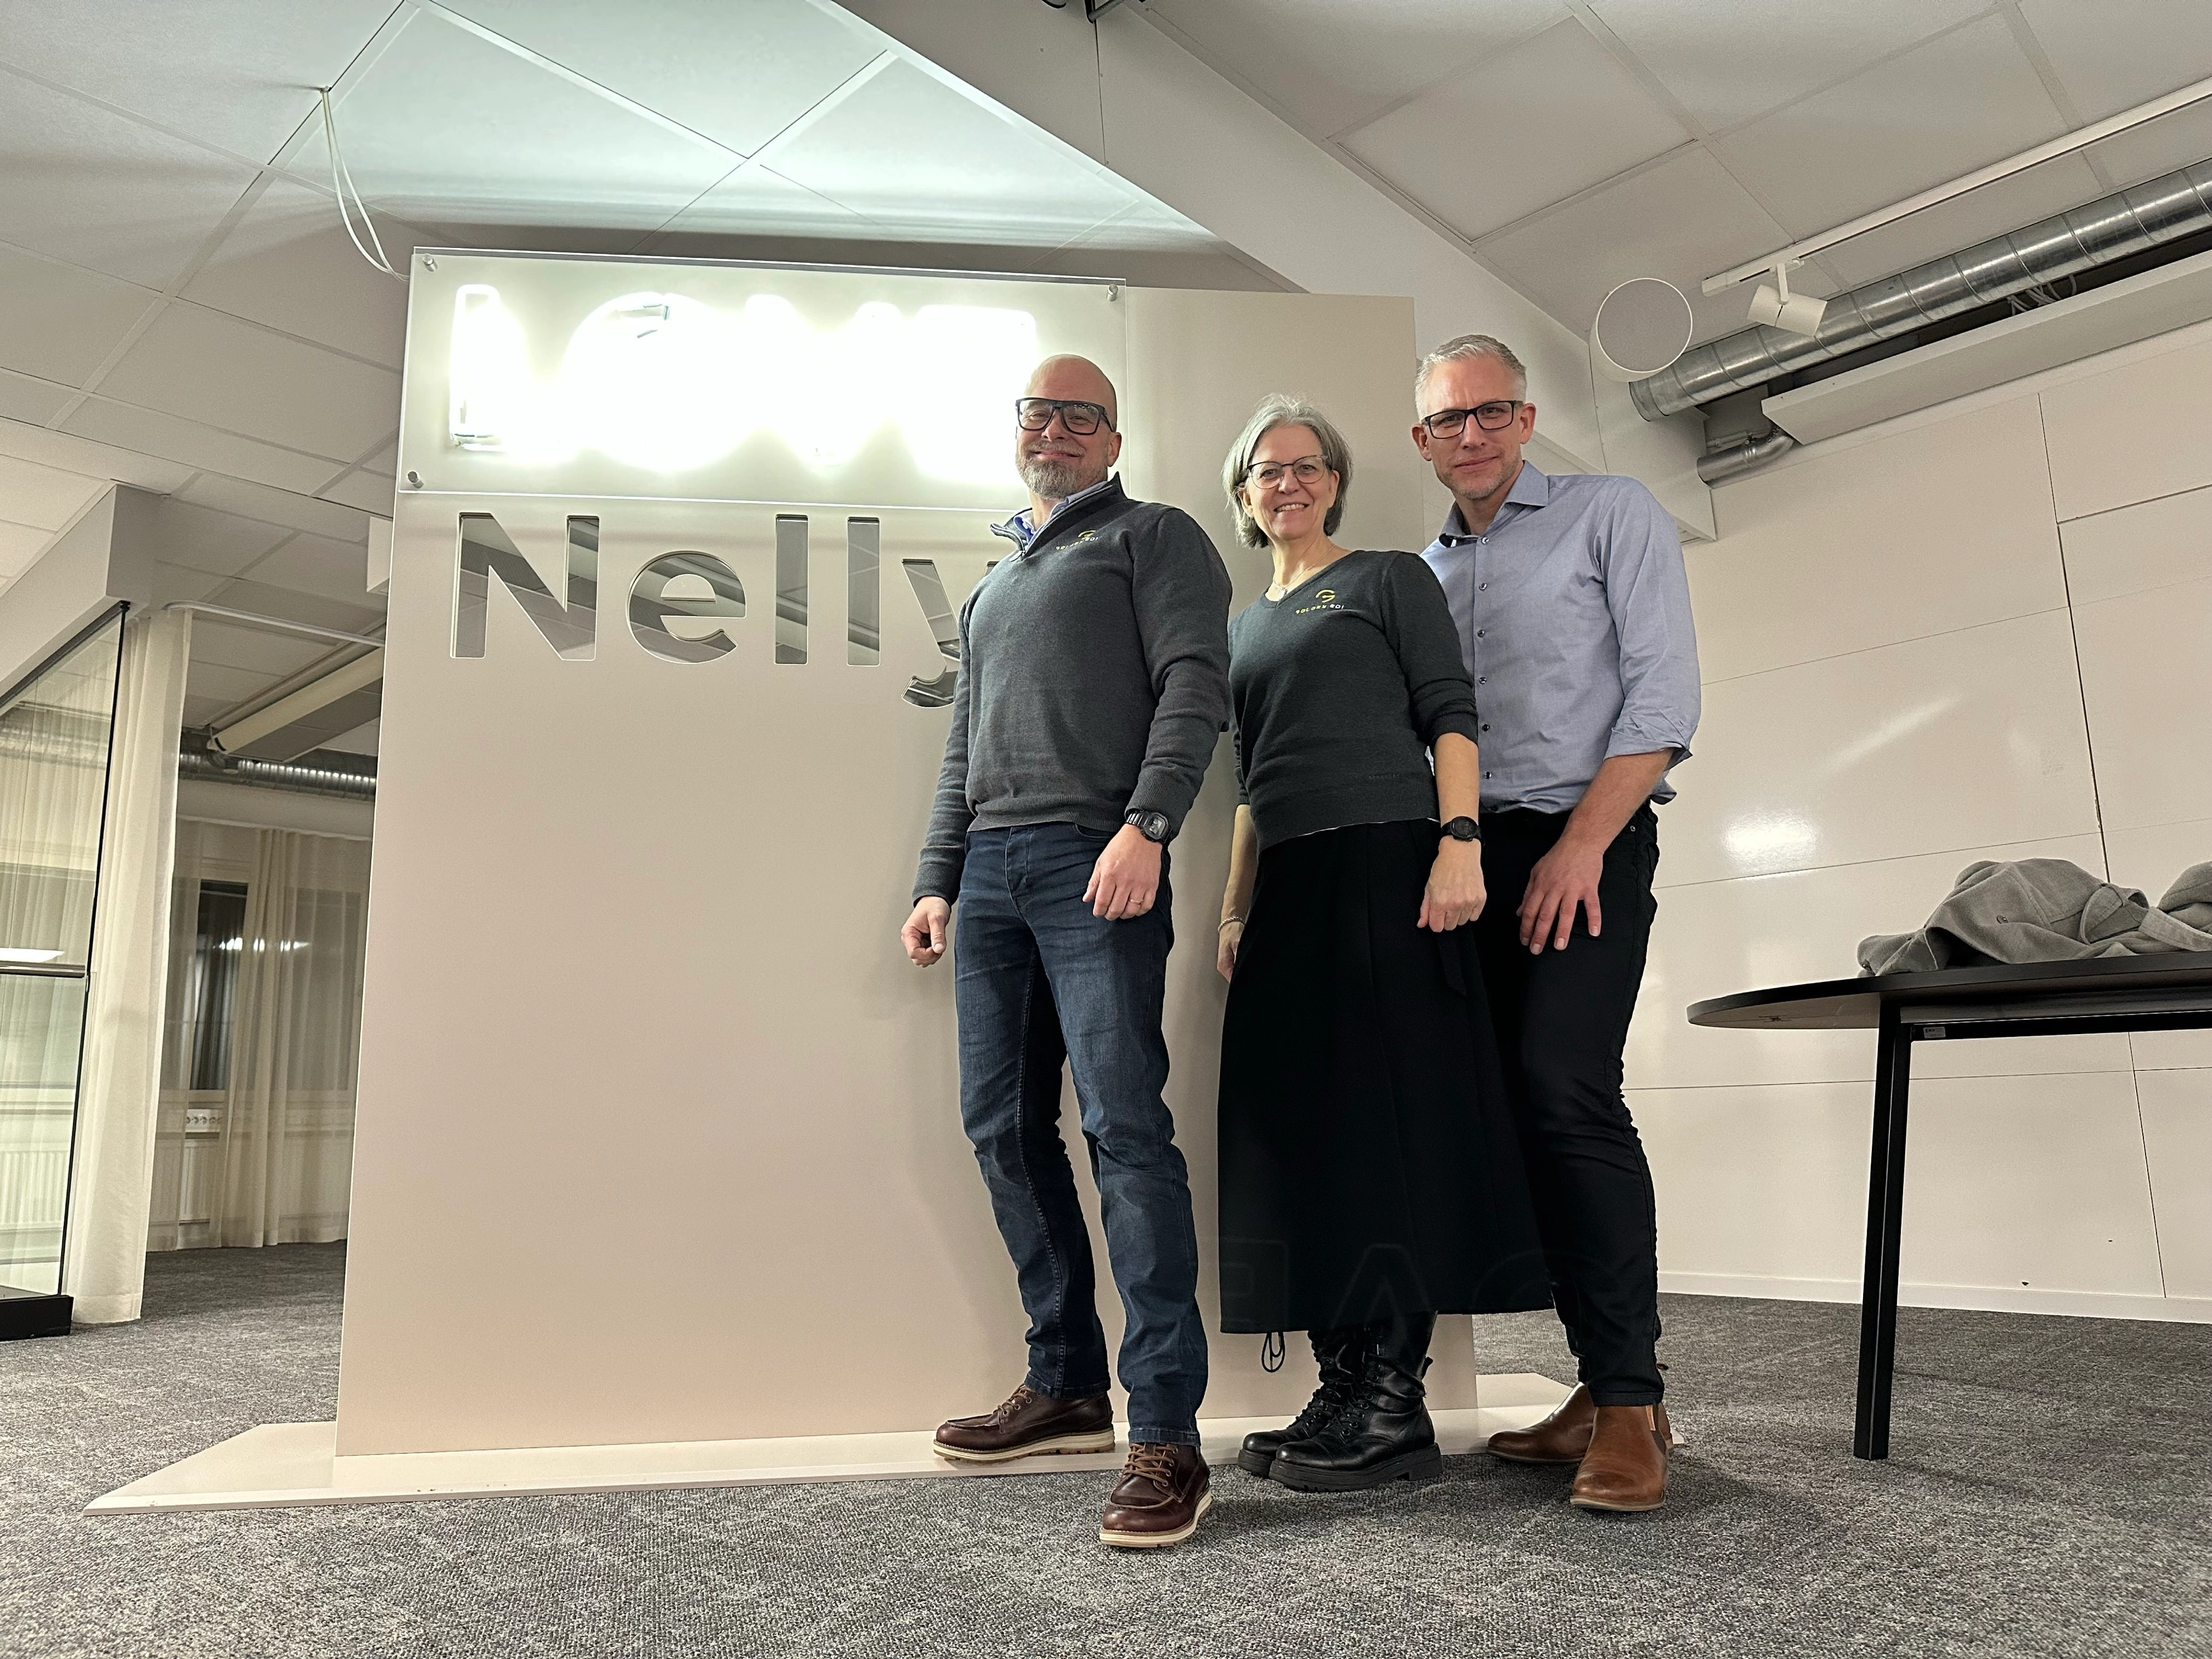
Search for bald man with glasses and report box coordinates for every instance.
[903,354,1232,1549]
[1412,333,1700,1515]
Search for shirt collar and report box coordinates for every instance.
[995,474,1120,550]
[1434,461,1551,546]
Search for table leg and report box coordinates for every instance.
[1855,1001,1913,1460]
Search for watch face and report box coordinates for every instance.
[1129,811,1169,842]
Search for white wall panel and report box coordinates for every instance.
[1693,398,2064,683]
[2041,335,2212,521]
[2066,554,2212,834]
[2137,1069,2212,1298]
[1630,832,2118,1092]
[1664,608,2098,886]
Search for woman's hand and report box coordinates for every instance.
[1216,918,1244,981]
[1418,839,1487,932]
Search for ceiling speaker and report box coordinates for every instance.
[1590,277,1694,383]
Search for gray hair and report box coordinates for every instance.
[1414,333,1528,409]
[1221,395,1353,549]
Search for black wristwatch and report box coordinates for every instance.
[1124,809,1171,843]
[1440,816,1482,843]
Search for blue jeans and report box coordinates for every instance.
[954,823,1208,1445]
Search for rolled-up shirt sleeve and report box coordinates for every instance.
[1599,485,1700,763]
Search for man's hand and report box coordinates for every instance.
[1216,918,1243,981]
[1519,835,1604,951]
[902,897,951,965]
[1084,825,1162,920]
[1418,840,1487,932]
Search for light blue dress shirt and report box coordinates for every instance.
[997,475,1120,552]
[1420,463,1700,815]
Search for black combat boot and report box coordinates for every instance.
[1237,1326,1368,1477]
[1269,1312,1441,1492]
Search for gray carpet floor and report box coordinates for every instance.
[5,1245,2209,1658]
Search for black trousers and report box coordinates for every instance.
[1471,804,1664,1406]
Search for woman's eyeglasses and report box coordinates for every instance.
[1419,401,1524,439]
[1245,457,1330,489]
[1016,397,1115,435]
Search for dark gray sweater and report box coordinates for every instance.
[1229,550,1477,848]
[913,480,1233,903]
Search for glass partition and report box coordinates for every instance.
[0,612,124,1297]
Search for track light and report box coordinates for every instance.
[1746,262,1827,337]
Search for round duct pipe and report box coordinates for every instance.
[1633,156,2212,419]
[178,747,377,800]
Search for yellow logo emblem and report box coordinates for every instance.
[1315,588,1336,602]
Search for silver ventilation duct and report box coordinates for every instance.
[1634,157,2212,420]
[178,748,377,800]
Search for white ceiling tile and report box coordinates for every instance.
[1816,153,2106,288]
[766,60,1141,246]
[1343,20,1689,241]
[240,532,379,604]
[1476,147,1794,335]
[181,178,412,367]
[0,520,52,581]
[0,455,106,531]
[94,302,400,462]
[174,473,371,542]
[203,574,385,635]
[437,0,883,157]
[142,500,291,578]
[188,619,330,677]
[0,368,73,425]
[321,716,380,756]
[185,658,279,705]
[0,245,161,386]
[297,9,740,229]
[182,692,237,726]
[2017,0,2212,120]
[1587,0,1986,133]
[354,438,398,475]
[1711,16,2069,239]
[0,70,260,287]
[0,417,193,491]
[62,398,346,495]
[0,1,398,163]
[1143,0,1566,140]
[655,163,880,240]
[316,472,398,516]
[155,564,232,606]
[2086,101,2212,191]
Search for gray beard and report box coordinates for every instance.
[1020,455,1105,504]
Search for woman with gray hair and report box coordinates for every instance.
[1214,395,1548,1494]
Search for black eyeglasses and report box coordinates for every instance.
[1420,401,1524,439]
[1016,397,1115,436]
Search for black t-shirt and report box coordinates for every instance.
[1228,549,1478,848]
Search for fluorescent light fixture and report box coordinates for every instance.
[449,288,1038,484]
[0,947,65,964]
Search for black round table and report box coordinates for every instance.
[1689,952,2212,1460]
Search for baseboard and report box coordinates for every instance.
[1661,1271,2212,1324]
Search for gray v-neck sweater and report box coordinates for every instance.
[913,480,1233,903]
[1229,550,1477,849]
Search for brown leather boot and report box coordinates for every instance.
[1568,1404,1672,1513]
[932,1385,1115,1463]
[1099,1442,1211,1549]
[1487,1384,1596,1465]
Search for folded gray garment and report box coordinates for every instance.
[1858,858,2212,975]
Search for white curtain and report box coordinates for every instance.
[62,607,190,1322]
[148,822,371,1250]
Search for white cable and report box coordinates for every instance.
[320,89,405,281]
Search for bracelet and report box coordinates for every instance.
[1218,915,1246,929]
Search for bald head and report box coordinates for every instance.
[1015,354,1123,511]
[1025,354,1118,424]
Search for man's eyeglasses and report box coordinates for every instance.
[1016,397,1115,436]
[1245,457,1331,489]
[1420,401,1524,439]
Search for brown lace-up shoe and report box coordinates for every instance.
[932,1385,1115,1463]
[1487,1385,1597,1464]
[1099,1441,1211,1549]
[1568,1404,1673,1513]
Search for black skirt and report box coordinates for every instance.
[1217,819,1552,1333]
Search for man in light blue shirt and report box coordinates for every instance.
[1414,333,1700,1515]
